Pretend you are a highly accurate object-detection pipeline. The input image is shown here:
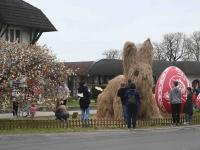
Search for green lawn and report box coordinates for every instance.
[66,99,96,108]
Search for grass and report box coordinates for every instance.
[0,126,129,135]
[2,123,200,135]
[1,118,200,135]
[36,99,97,111]
[66,99,96,108]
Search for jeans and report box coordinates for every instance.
[171,103,181,125]
[122,105,128,122]
[81,107,90,127]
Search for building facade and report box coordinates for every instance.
[0,0,56,44]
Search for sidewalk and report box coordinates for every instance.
[0,110,97,119]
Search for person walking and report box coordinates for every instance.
[117,82,128,122]
[124,83,140,129]
[183,87,193,125]
[169,81,182,126]
[78,82,91,127]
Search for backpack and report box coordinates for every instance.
[127,90,137,104]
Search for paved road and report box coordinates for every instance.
[0,126,200,150]
[0,110,97,119]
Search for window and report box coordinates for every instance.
[16,30,20,43]
[5,29,8,41]
[10,29,14,42]
[6,29,21,43]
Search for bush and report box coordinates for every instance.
[72,112,78,119]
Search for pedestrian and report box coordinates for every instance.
[23,89,30,117]
[196,80,200,95]
[78,82,91,127]
[13,101,19,117]
[124,83,140,128]
[54,101,69,121]
[192,80,199,110]
[183,87,193,125]
[12,87,20,117]
[30,103,37,119]
[63,82,70,105]
[169,81,182,126]
[117,82,128,122]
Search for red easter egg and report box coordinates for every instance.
[155,66,190,113]
[196,94,200,109]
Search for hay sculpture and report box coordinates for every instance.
[96,39,161,119]
[96,75,125,120]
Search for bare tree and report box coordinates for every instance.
[153,42,167,60]
[102,49,121,59]
[187,31,200,61]
[153,32,188,61]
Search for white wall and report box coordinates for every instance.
[21,27,31,44]
[0,25,31,44]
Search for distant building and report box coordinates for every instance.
[64,61,94,97]
[65,59,200,96]
[0,0,56,44]
[89,59,200,84]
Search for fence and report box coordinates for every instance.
[0,115,200,130]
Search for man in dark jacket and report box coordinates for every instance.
[124,83,140,128]
[184,87,193,125]
[78,82,91,127]
[117,82,128,121]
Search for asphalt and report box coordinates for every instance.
[0,126,200,150]
[0,110,97,119]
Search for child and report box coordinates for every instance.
[30,103,37,119]
[183,87,193,125]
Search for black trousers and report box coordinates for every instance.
[171,103,181,124]
[13,102,18,116]
[127,104,138,128]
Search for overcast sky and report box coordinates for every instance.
[24,0,200,62]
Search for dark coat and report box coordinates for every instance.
[184,93,193,115]
[117,87,127,105]
[124,89,140,112]
[78,85,91,109]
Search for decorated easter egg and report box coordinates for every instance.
[196,94,200,109]
[155,66,190,113]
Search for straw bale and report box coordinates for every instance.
[123,41,137,76]
[96,75,125,120]
[124,39,161,118]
